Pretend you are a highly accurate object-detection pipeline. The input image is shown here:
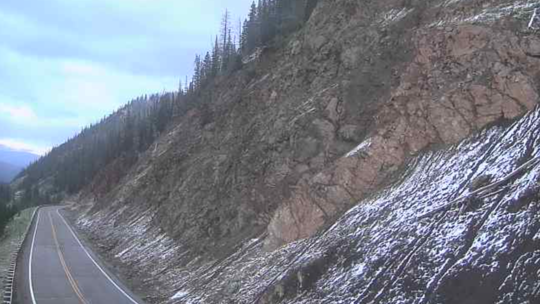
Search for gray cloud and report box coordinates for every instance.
[0,0,252,152]
[0,0,251,77]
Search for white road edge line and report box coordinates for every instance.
[56,208,140,304]
[29,209,41,304]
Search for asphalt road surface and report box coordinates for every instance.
[16,206,145,304]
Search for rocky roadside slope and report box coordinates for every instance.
[68,0,540,303]
[75,105,540,303]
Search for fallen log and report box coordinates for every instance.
[416,157,540,220]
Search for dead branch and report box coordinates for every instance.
[416,157,540,220]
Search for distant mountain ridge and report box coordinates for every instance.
[0,161,21,183]
[0,144,39,168]
[0,144,39,183]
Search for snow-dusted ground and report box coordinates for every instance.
[76,107,540,303]
[430,0,538,27]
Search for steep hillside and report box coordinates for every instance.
[13,0,540,302]
[73,0,539,252]
[12,93,178,207]
[76,102,540,304]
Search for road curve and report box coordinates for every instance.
[16,206,145,304]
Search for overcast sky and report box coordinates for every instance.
[0,0,251,155]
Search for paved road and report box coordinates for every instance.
[17,206,145,304]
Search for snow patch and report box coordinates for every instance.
[379,8,414,26]
[172,290,189,299]
[346,138,372,157]
[430,1,537,26]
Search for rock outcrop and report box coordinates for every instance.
[267,20,540,249]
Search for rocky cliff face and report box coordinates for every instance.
[268,5,540,248]
[68,0,540,303]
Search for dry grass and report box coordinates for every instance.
[0,208,36,300]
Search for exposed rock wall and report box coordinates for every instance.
[266,24,540,248]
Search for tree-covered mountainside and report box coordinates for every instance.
[241,0,320,55]
[16,93,177,204]
[13,0,320,207]
[0,185,15,237]
[189,0,320,93]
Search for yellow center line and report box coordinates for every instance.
[49,212,89,304]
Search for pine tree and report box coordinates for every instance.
[237,18,243,49]
[260,0,269,43]
[178,78,184,97]
[211,37,221,77]
[246,1,259,53]
[220,10,231,72]
[193,55,202,90]
[225,28,237,73]
[203,51,212,82]
[241,19,249,54]
[0,185,15,237]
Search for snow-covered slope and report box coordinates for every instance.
[75,106,540,303]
